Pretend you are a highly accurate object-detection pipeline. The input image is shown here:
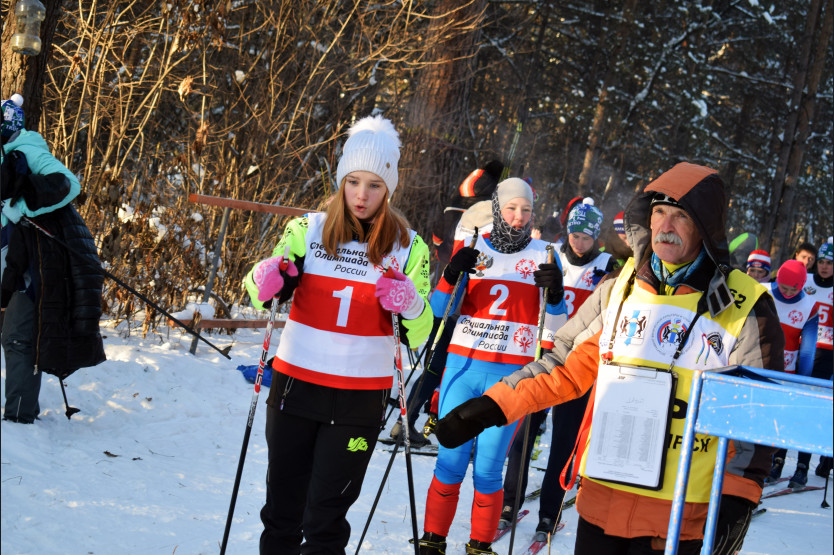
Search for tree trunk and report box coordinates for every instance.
[577,0,639,197]
[760,0,822,253]
[1,0,65,132]
[770,0,833,263]
[395,0,486,244]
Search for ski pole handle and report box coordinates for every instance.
[279,245,290,272]
[428,227,479,352]
[535,245,555,359]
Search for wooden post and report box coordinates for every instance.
[185,194,317,354]
[190,205,231,354]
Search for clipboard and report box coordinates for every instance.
[584,363,677,490]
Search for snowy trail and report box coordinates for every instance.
[1,322,831,554]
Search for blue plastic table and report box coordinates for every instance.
[664,366,833,555]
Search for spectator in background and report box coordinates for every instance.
[797,238,833,479]
[431,160,503,270]
[599,210,632,269]
[764,259,819,489]
[746,249,772,283]
[1,94,106,423]
[794,241,818,272]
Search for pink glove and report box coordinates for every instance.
[375,269,424,319]
[253,255,298,302]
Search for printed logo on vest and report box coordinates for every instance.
[696,332,724,364]
[788,309,804,325]
[373,255,401,274]
[804,285,817,295]
[347,437,369,452]
[474,252,494,277]
[513,325,535,353]
[515,258,537,279]
[617,309,650,345]
[652,314,689,356]
[579,269,596,288]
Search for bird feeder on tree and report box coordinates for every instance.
[10,0,46,56]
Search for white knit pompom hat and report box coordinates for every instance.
[335,114,401,198]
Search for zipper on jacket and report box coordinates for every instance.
[279,376,294,410]
[34,232,44,370]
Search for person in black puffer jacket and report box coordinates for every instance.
[2,96,105,424]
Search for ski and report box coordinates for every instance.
[763,477,790,487]
[751,507,767,518]
[761,485,825,500]
[521,523,567,555]
[493,509,530,542]
[380,447,438,457]
[377,437,438,455]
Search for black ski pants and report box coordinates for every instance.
[260,406,378,555]
[574,493,755,555]
[403,315,455,426]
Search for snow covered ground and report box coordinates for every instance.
[1,318,832,554]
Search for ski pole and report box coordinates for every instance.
[19,214,232,360]
[59,379,81,419]
[388,268,421,555]
[354,433,404,555]
[400,228,479,430]
[508,244,554,555]
[219,248,287,554]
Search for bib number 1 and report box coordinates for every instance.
[332,286,354,327]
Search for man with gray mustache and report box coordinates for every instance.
[433,162,785,555]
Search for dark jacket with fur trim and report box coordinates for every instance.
[484,162,784,541]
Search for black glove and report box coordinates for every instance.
[0,150,29,202]
[442,246,479,283]
[435,396,507,448]
[590,268,607,286]
[533,262,564,304]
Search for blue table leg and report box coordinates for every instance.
[665,370,704,555]
[701,436,729,554]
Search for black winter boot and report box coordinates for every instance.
[534,517,557,542]
[410,532,446,555]
[765,457,784,484]
[816,456,833,477]
[788,464,808,490]
[497,505,514,530]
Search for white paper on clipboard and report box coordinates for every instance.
[584,363,674,489]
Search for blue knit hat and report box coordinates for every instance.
[1,94,25,138]
[819,238,833,261]
[567,199,603,239]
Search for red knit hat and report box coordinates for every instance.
[776,259,807,291]
[613,211,625,234]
